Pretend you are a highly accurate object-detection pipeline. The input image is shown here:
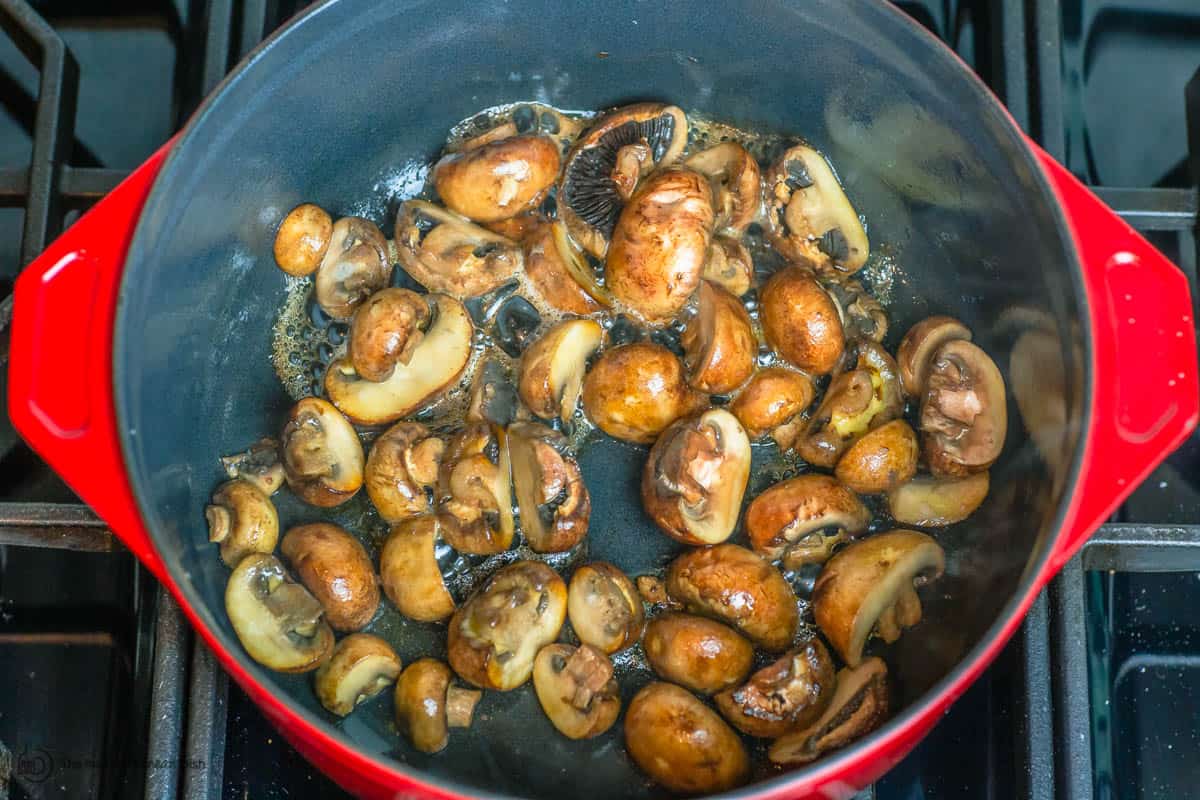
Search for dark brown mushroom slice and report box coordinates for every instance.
[523,221,610,314]
[760,265,845,375]
[744,474,870,562]
[225,554,334,673]
[274,203,332,277]
[518,319,603,423]
[379,515,456,623]
[729,367,816,443]
[279,397,364,508]
[434,133,561,223]
[768,657,890,765]
[896,315,972,398]
[364,421,444,524]
[314,633,401,717]
[567,562,644,654]
[812,530,945,666]
[436,423,514,555]
[394,200,522,298]
[702,234,754,297]
[685,142,762,235]
[313,216,390,321]
[219,437,285,496]
[557,103,687,258]
[920,339,1008,477]
[681,281,756,394]
[532,644,621,739]
[835,419,920,495]
[507,422,590,553]
[715,638,837,738]
[347,288,432,383]
[206,479,279,567]
[887,471,990,526]
[281,523,379,632]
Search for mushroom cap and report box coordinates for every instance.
[518,318,603,423]
[380,515,456,623]
[434,134,561,223]
[642,612,754,694]
[665,543,799,651]
[394,201,522,298]
[394,658,453,753]
[523,221,608,314]
[641,408,751,546]
[274,203,332,277]
[225,553,334,673]
[729,367,815,439]
[714,638,836,738]
[702,234,754,297]
[897,315,972,398]
[364,421,444,524]
[447,560,567,690]
[280,397,364,507]
[314,216,390,321]
[581,341,706,444]
[685,142,762,235]
[206,479,278,567]
[605,167,715,324]
[761,266,845,375]
[566,562,644,654]
[834,419,920,494]
[314,633,401,716]
[920,339,1007,476]
[558,103,688,258]
[624,682,750,794]
[812,529,945,666]
[768,657,890,765]
[745,474,870,560]
[682,280,756,394]
[280,523,379,632]
[326,293,473,426]
[887,471,990,527]
[532,644,621,740]
[348,288,432,383]
[436,423,515,555]
[507,422,591,553]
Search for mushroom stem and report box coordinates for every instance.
[564,645,614,709]
[206,505,231,543]
[875,604,901,644]
[895,584,923,628]
[446,685,483,728]
[612,143,651,200]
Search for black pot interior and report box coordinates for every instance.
[115,0,1087,797]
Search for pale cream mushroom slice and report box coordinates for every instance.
[760,265,845,376]
[566,562,644,654]
[507,422,590,553]
[380,515,456,623]
[314,633,401,716]
[281,523,379,632]
[532,643,620,739]
[769,657,890,765]
[518,319,603,424]
[347,288,432,383]
[394,201,522,298]
[280,397,364,507]
[313,216,391,320]
[887,472,990,527]
[394,658,482,754]
[744,474,870,564]
[325,294,473,426]
[206,479,278,567]
[219,437,284,496]
[225,553,334,673]
[684,141,762,235]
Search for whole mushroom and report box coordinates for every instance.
[581,341,705,444]
[379,515,456,623]
[769,657,890,765]
[566,562,644,654]
[745,474,870,564]
[281,523,379,632]
[919,340,1007,477]
[394,201,522,298]
[681,280,756,394]
[434,133,561,223]
[314,633,401,716]
[436,423,514,555]
[394,658,482,754]
[348,288,432,383]
[532,643,621,739]
[685,142,762,235]
[273,203,332,277]
[219,438,285,496]
[507,422,591,553]
[313,216,391,321]
[760,265,845,375]
[642,612,754,694]
[206,479,278,567]
[364,421,444,524]
[225,553,334,673]
[714,638,837,738]
[280,397,364,507]
[835,419,920,494]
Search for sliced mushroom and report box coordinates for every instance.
[581,341,706,444]
[558,103,687,258]
[507,422,590,552]
[729,367,816,444]
[714,638,836,738]
[533,644,621,739]
[281,523,379,632]
[624,682,750,794]
[835,419,920,494]
[348,288,432,382]
[887,471,990,526]
[823,276,890,343]
[314,216,390,320]
[436,423,514,555]
[768,657,889,765]
[665,543,799,651]
[325,293,473,426]
[280,397,364,507]
[314,633,401,716]
[685,142,762,235]
[643,612,754,694]
[605,168,715,323]
[447,560,567,690]
[394,200,522,298]
[524,221,609,314]
[395,658,482,754]
[744,474,870,563]
[274,203,333,277]
[761,265,845,375]
[920,340,1007,477]
[380,515,456,623]
[897,316,972,398]
[682,281,756,393]
[764,144,869,273]
[434,134,561,223]
[364,421,444,523]
[567,562,644,654]
[641,408,751,546]
[225,553,334,673]
[702,234,754,297]
[206,479,278,567]
[797,340,903,467]
[812,529,945,666]
[466,357,522,427]
[219,437,285,496]
[482,209,544,241]
[518,318,603,423]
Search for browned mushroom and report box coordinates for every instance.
[835,419,920,494]
[507,422,590,552]
[436,423,514,555]
[379,515,456,623]
[744,474,870,564]
[518,319,603,424]
[347,288,432,383]
[665,543,799,651]
[219,438,284,496]
[482,210,544,241]
[465,357,522,427]
[280,397,364,507]
[764,144,869,273]
[523,221,609,314]
[225,553,334,673]
[605,168,715,323]
[681,281,756,393]
[702,235,754,297]
[566,562,644,654]
[812,529,945,666]
[641,408,751,546]
[685,142,762,235]
[532,643,621,739]
[434,134,561,223]
[280,523,379,632]
[624,682,750,794]
[643,612,754,694]
[824,276,890,343]
[714,638,836,738]
[887,472,990,526]
[761,265,845,375]
[314,633,401,716]
[394,200,522,298]
[729,367,816,446]
[394,658,481,753]
[920,340,1007,477]
[580,341,706,444]
[635,574,677,608]
[206,479,278,567]
[768,657,889,765]
[446,560,567,690]
[896,316,972,398]
[313,216,390,320]
[364,421,444,523]
[274,203,332,277]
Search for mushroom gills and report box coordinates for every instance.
[519,318,603,424]
[314,634,401,716]
[768,657,890,765]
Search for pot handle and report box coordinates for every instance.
[1030,143,1200,574]
[7,144,172,582]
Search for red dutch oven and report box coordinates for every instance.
[7,0,1199,798]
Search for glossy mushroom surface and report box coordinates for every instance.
[920,339,1008,476]
[225,553,334,673]
[280,397,364,507]
[581,341,705,444]
[434,133,561,222]
[380,515,456,623]
[274,203,332,277]
[566,562,644,654]
[685,141,762,235]
[729,367,815,443]
[518,318,603,423]
[681,280,756,393]
[314,633,401,716]
[348,288,432,382]
[436,423,514,555]
[394,200,522,297]
[280,523,379,632]
[508,422,590,552]
[834,419,920,494]
[394,658,481,754]
[715,638,836,738]
[760,265,845,375]
[523,221,608,314]
[313,216,390,320]
[206,479,278,567]
[533,644,621,739]
[887,471,990,526]
[768,657,890,765]
[745,474,870,562]
[364,421,444,523]
[643,612,754,694]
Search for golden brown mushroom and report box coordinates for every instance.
[394,658,482,754]
[643,612,754,694]
[433,134,561,223]
[919,340,1008,477]
[507,422,590,552]
[744,474,870,564]
[273,203,332,277]
[685,142,762,235]
[729,367,816,446]
[436,423,514,555]
[280,397,364,507]
[379,515,456,623]
[760,265,845,375]
[768,657,890,765]
[887,471,990,526]
[532,644,621,739]
[835,419,920,494]
[580,342,706,444]
[714,638,836,738]
[702,234,754,297]
[347,288,432,383]
[394,200,522,298]
[206,479,278,567]
[364,421,444,523]
[280,523,379,632]
[518,319,603,424]
[225,553,334,673]
[681,281,756,393]
[313,216,390,320]
[896,315,972,398]
[314,633,401,716]
[566,562,644,654]
[523,221,608,314]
